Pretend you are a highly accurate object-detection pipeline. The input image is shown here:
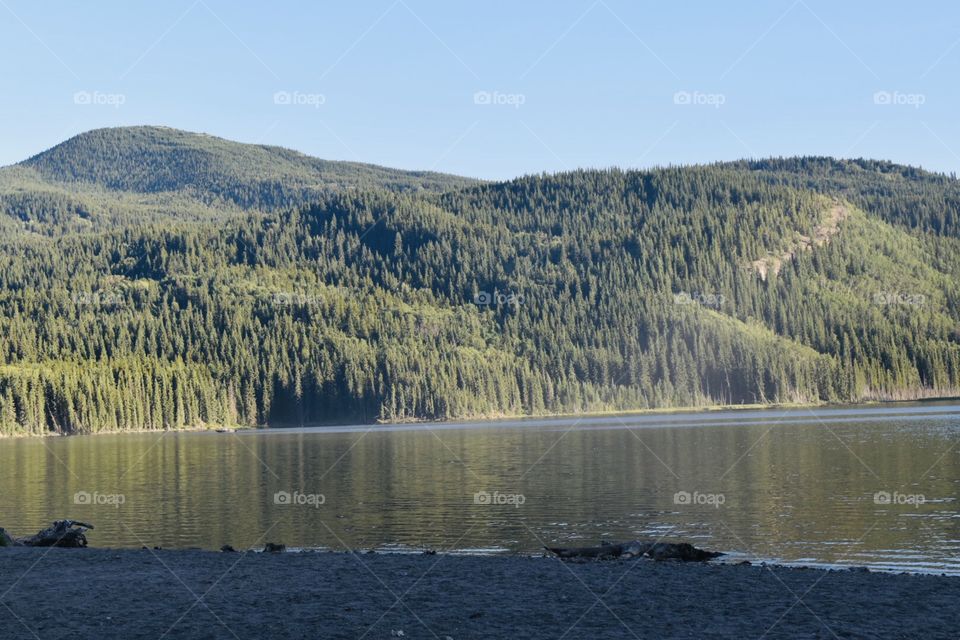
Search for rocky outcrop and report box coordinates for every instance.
[752,202,850,279]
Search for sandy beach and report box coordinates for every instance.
[1,548,957,639]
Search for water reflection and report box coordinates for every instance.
[1,403,958,574]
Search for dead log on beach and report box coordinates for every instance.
[545,540,723,562]
[11,520,94,548]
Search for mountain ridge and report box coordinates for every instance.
[4,126,958,235]
[18,126,479,192]
[0,126,479,233]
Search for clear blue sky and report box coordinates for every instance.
[1,0,958,179]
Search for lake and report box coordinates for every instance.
[1,403,958,574]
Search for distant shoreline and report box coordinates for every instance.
[2,395,959,439]
[0,547,957,639]
[377,394,960,425]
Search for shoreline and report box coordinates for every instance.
[1,547,957,638]
[3,394,958,440]
[4,535,958,578]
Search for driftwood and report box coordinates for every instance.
[545,540,723,562]
[13,520,94,548]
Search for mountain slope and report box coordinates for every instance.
[0,137,959,435]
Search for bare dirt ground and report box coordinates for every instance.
[752,202,850,280]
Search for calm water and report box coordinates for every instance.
[2,403,959,574]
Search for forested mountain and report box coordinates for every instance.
[0,126,476,234]
[1,128,959,435]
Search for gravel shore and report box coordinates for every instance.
[1,548,957,639]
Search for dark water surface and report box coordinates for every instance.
[2,403,959,573]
